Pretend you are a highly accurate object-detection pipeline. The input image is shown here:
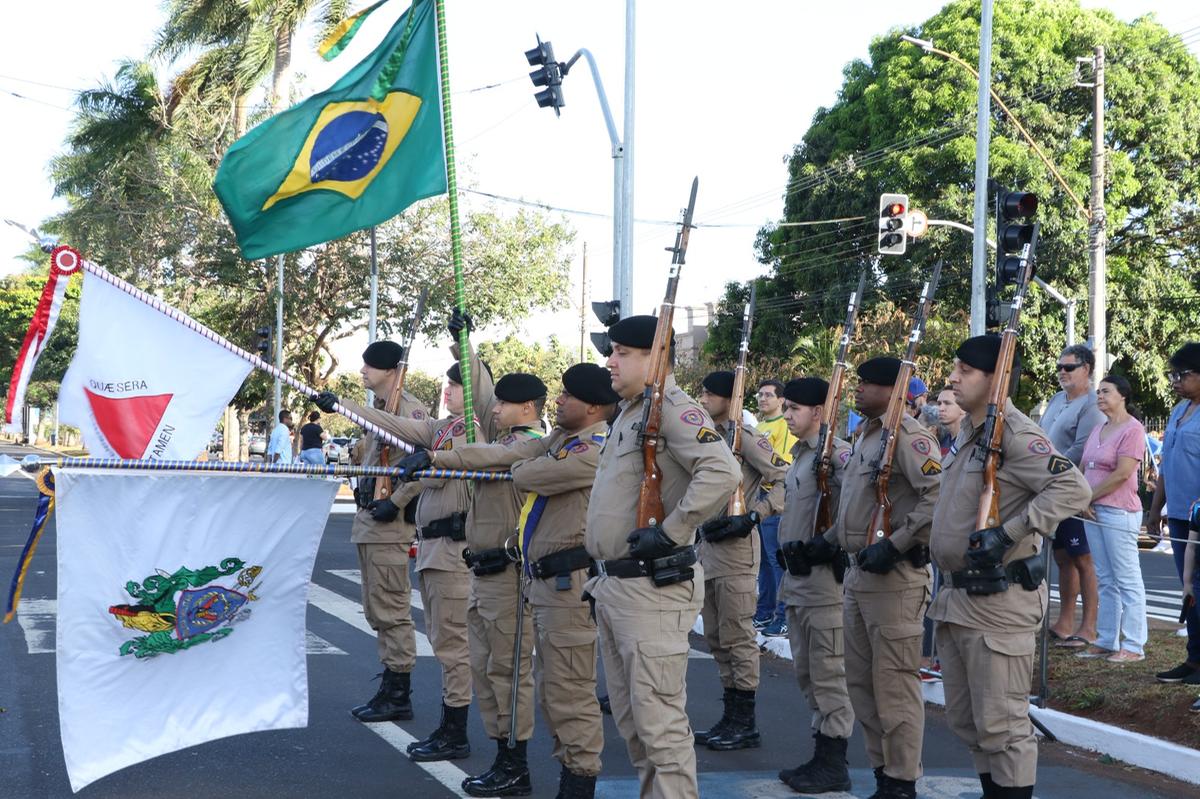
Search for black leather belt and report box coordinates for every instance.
[945,559,1043,592]
[463,545,516,576]
[591,557,651,579]
[421,513,467,541]
[532,546,591,580]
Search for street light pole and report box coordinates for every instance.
[367,226,379,406]
[621,0,636,316]
[1080,46,1107,385]
[970,0,995,336]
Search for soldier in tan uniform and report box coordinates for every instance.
[341,341,428,723]
[773,377,856,794]
[586,315,741,799]
[931,335,1090,799]
[406,371,547,797]
[408,363,619,799]
[834,356,940,799]
[692,370,786,751]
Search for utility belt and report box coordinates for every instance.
[944,553,1045,595]
[531,545,590,591]
[590,546,698,588]
[777,541,847,583]
[421,512,467,541]
[462,545,518,577]
[354,481,418,523]
[842,543,931,570]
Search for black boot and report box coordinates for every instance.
[978,772,997,799]
[782,733,852,793]
[868,773,916,799]
[462,738,531,797]
[994,786,1034,799]
[693,687,734,745]
[352,669,413,722]
[407,702,471,762]
[555,764,597,799]
[707,688,761,750]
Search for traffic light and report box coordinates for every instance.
[589,300,620,357]
[995,190,1038,289]
[878,193,908,255]
[255,326,272,362]
[525,35,564,115]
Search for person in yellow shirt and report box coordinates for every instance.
[754,379,796,635]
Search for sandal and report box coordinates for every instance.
[1055,635,1093,649]
[1076,645,1115,659]
[1105,650,1145,664]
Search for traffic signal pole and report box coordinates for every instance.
[970,0,995,335]
[1081,46,1106,387]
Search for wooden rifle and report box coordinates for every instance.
[636,177,699,528]
[975,227,1038,529]
[813,271,867,535]
[373,287,429,501]
[867,259,943,543]
[723,283,757,515]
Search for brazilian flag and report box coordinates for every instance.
[214,0,445,260]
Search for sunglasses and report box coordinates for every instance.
[1168,369,1196,382]
[1056,362,1083,373]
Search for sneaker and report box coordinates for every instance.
[1179,627,1190,638]
[1105,650,1145,664]
[1192,697,1200,713]
[762,618,788,638]
[920,664,942,682]
[1183,669,1200,686]
[1156,662,1199,683]
[1076,645,1115,659]
[752,615,772,630]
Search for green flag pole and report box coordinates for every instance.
[433,0,475,443]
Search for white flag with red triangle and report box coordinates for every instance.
[58,272,251,459]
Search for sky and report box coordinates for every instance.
[2,1,1197,378]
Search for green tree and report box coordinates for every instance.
[0,269,81,412]
[477,335,577,397]
[706,0,1200,416]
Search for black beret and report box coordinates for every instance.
[702,370,735,399]
[1170,342,1200,372]
[856,356,902,386]
[494,372,548,403]
[562,363,620,405]
[362,340,404,370]
[783,377,829,407]
[446,359,492,385]
[956,334,1003,372]
[607,315,672,349]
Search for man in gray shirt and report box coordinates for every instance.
[1040,344,1106,647]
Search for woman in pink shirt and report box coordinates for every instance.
[1077,375,1148,663]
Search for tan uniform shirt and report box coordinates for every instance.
[779,434,852,607]
[835,414,941,592]
[585,375,741,608]
[350,391,429,545]
[929,401,1092,632]
[697,422,787,580]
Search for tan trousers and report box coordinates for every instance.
[701,574,760,691]
[418,567,473,707]
[844,585,929,781]
[785,604,854,739]
[596,600,698,799]
[936,621,1038,787]
[356,542,416,673]
[533,602,603,776]
[468,570,535,741]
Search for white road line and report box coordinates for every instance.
[362,722,471,798]
[15,598,347,655]
[308,582,434,656]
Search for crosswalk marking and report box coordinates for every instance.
[363,722,472,798]
[307,582,434,657]
[13,598,347,656]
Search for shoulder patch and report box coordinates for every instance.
[756,436,774,455]
[410,409,426,420]
[696,427,723,444]
[771,453,788,467]
[567,440,590,454]
[921,457,942,476]
[680,408,705,427]
[1028,438,1052,456]
[838,450,851,466]
[451,420,466,438]
[1047,455,1072,475]
[911,437,931,456]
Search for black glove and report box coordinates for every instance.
[448,309,474,338]
[367,498,400,522]
[966,526,1014,569]
[805,534,839,566]
[627,526,677,560]
[698,511,760,543]
[311,391,339,413]
[856,539,903,574]
[396,449,432,480]
[723,511,760,538]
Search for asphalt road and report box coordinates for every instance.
[0,445,1193,798]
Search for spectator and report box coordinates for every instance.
[298,411,326,466]
[1041,345,1106,648]
[1075,375,1148,663]
[754,379,794,633]
[934,386,965,458]
[268,409,294,464]
[1149,343,1200,685]
[906,376,928,419]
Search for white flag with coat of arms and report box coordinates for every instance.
[53,468,338,792]
[58,272,252,459]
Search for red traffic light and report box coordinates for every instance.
[1001,192,1037,219]
[881,202,905,217]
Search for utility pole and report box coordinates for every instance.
[970,0,995,335]
[579,243,588,361]
[274,253,283,426]
[367,227,378,406]
[1080,46,1106,386]
[620,0,635,316]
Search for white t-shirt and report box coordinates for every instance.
[267,422,293,464]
